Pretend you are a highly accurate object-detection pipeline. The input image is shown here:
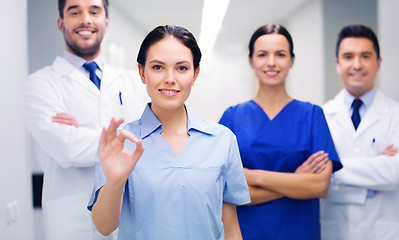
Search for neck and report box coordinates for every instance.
[152,104,188,135]
[65,48,101,62]
[254,84,291,107]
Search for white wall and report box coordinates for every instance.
[103,2,147,70]
[187,52,255,122]
[378,0,399,101]
[0,0,34,239]
[287,0,325,105]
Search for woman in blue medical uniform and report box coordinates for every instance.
[88,25,250,240]
[219,24,342,240]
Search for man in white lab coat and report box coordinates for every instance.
[24,0,147,239]
[320,25,399,240]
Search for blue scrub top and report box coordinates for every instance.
[89,104,250,240]
[219,100,342,240]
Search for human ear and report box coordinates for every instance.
[57,17,64,33]
[138,64,146,84]
[248,57,254,69]
[192,66,200,86]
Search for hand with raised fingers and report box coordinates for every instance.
[99,118,145,186]
[52,112,80,128]
[296,150,329,174]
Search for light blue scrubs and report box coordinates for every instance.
[88,103,250,240]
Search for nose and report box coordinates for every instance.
[267,55,276,67]
[164,69,176,85]
[352,56,362,70]
[81,12,92,25]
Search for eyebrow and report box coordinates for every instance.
[66,5,102,12]
[256,49,287,53]
[342,51,373,55]
[149,60,191,65]
[66,5,79,12]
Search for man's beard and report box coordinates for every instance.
[64,36,102,59]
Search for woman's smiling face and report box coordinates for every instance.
[250,34,294,87]
[139,36,199,112]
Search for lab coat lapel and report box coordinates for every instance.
[100,63,115,90]
[355,91,383,137]
[328,91,355,134]
[52,57,99,96]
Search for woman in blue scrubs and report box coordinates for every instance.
[88,25,250,239]
[219,24,342,240]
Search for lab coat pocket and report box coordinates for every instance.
[376,220,399,239]
[320,220,336,240]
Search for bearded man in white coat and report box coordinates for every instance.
[24,0,147,239]
[320,25,399,240]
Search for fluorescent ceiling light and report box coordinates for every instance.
[199,0,230,56]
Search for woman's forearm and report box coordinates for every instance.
[247,161,332,199]
[246,185,283,205]
[92,181,125,236]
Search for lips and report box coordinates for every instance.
[264,71,279,77]
[159,89,180,96]
[75,27,96,38]
[349,71,367,79]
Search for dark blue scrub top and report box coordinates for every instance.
[219,100,342,240]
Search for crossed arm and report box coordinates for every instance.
[245,151,332,205]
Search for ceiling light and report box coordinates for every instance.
[199,0,230,57]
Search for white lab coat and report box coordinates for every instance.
[25,56,148,240]
[320,89,399,240]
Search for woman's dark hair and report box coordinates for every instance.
[248,24,295,59]
[137,25,202,70]
[335,24,380,59]
[58,0,109,19]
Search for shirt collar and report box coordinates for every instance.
[140,103,215,139]
[63,51,104,72]
[343,87,377,111]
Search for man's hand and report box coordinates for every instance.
[52,113,80,128]
[382,144,398,156]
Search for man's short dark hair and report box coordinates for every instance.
[58,0,109,19]
[336,24,380,59]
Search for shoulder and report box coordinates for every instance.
[375,90,399,108]
[322,90,345,114]
[105,65,146,91]
[292,99,324,114]
[27,58,60,80]
[188,108,236,139]
[224,100,255,113]
[220,100,255,120]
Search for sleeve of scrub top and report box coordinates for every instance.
[223,131,251,205]
[218,107,234,129]
[87,154,106,211]
[25,70,101,168]
[311,106,342,172]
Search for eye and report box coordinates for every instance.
[257,53,266,57]
[277,53,286,57]
[69,11,79,16]
[152,65,162,71]
[177,66,188,71]
[342,54,353,60]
